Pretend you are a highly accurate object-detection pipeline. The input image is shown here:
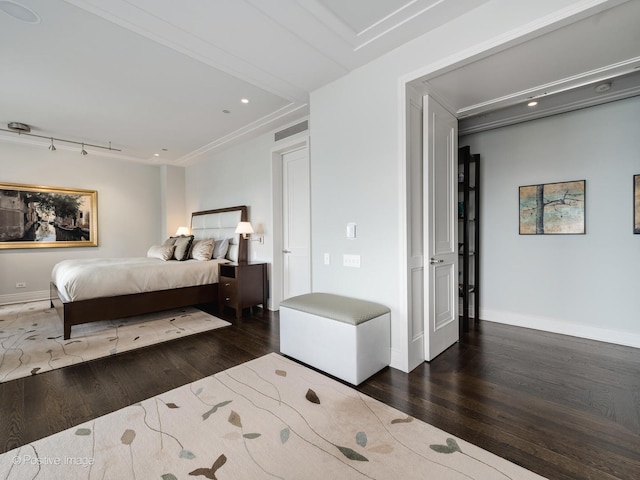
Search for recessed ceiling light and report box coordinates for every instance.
[527,101,538,107]
[241,98,249,104]
[0,1,40,23]
[154,153,160,157]
[222,109,231,114]
[594,82,612,93]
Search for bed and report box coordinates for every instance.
[50,205,248,339]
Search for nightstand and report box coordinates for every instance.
[218,262,268,318]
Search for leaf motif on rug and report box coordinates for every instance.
[275,369,287,377]
[367,444,394,454]
[305,388,320,404]
[335,445,369,462]
[280,428,290,444]
[228,410,242,428]
[180,449,196,459]
[189,453,227,479]
[430,437,462,454]
[243,433,261,439]
[161,474,178,480]
[356,431,367,447]
[202,400,232,420]
[165,402,180,409]
[391,416,413,424]
[121,429,136,445]
[75,428,91,436]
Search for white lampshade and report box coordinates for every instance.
[235,221,254,239]
[175,226,191,236]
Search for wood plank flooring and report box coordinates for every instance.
[1,304,638,479]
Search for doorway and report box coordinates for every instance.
[271,138,311,308]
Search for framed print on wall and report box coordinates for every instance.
[635,174,640,234]
[519,180,585,235]
[0,182,98,249]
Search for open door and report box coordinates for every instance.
[424,95,459,361]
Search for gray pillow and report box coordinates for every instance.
[190,238,215,261]
[213,238,229,259]
[147,245,176,261]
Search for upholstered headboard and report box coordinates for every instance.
[190,205,248,263]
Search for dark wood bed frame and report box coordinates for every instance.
[50,205,248,339]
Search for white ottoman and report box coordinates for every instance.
[279,293,391,385]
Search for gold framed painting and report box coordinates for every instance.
[0,182,98,249]
[519,180,585,235]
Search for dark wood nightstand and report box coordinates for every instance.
[218,262,268,318]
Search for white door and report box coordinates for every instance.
[424,95,459,361]
[282,146,311,299]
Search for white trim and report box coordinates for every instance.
[402,0,622,89]
[177,103,309,166]
[482,309,640,350]
[0,290,49,306]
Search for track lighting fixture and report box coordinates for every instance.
[2,122,121,154]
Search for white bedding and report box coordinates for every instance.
[52,257,229,302]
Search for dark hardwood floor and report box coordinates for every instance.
[1,304,638,479]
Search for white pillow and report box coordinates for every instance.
[190,238,215,261]
[147,244,176,261]
[213,238,230,259]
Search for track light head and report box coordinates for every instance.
[80,143,88,155]
[48,137,56,151]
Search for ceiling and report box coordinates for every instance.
[1,0,639,165]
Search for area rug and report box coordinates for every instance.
[0,353,545,479]
[0,300,230,383]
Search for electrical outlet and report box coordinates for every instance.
[16,282,26,288]
[343,254,360,268]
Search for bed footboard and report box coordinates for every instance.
[50,282,218,340]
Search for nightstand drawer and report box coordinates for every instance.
[220,277,237,292]
[220,291,237,306]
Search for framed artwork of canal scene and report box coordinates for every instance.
[0,182,97,249]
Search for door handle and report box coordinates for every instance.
[430,258,444,264]
[283,250,291,254]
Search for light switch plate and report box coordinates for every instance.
[343,254,360,268]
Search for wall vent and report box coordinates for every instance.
[274,120,308,142]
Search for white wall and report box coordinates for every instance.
[160,165,186,238]
[460,97,640,347]
[184,123,310,310]
[185,131,276,265]
[310,0,593,371]
[0,141,162,304]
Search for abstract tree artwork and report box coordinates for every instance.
[519,180,585,235]
[634,174,639,234]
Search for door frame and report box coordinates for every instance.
[270,135,310,309]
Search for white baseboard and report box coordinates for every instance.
[481,308,640,350]
[0,290,49,306]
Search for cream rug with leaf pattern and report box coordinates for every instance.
[0,353,545,479]
[0,300,230,383]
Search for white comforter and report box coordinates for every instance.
[52,257,229,302]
